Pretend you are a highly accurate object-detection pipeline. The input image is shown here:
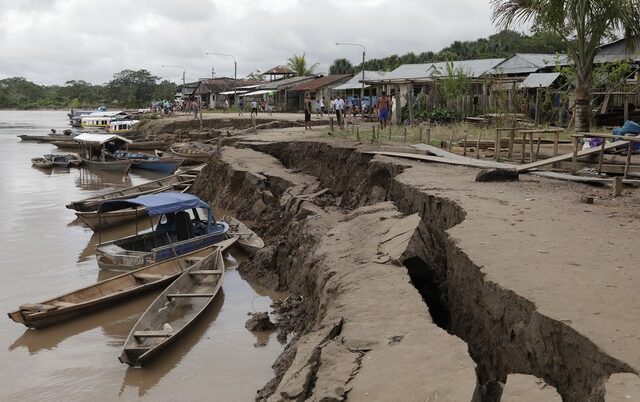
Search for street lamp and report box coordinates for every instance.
[336,42,366,113]
[205,52,238,112]
[160,65,186,86]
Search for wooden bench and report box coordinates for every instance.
[133,330,173,338]
[188,270,223,276]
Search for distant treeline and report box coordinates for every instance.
[0,69,177,110]
[330,30,567,74]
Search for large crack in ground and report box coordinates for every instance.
[192,140,636,401]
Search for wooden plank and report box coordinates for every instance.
[530,171,640,184]
[516,140,629,172]
[166,293,215,299]
[50,301,76,308]
[410,145,518,169]
[133,331,172,338]
[188,270,224,276]
[19,303,58,311]
[133,273,165,281]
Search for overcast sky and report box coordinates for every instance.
[0,0,504,85]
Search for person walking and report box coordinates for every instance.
[267,97,274,116]
[223,98,229,114]
[238,97,244,116]
[315,99,321,117]
[335,95,345,129]
[320,97,326,116]
[251,98,258,117]
[304,95,312,130]
[377,91,391,129]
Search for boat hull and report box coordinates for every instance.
[31,158,53,169]
[96,228,229,271]
[119,248,225,367]
[75,208,148,231]
[81,157,132,173]
[222,215,264,253]
[7,239,237,329]
[131,158,184,174]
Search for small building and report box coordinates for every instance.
[263,65,296,81]
[489,53,570,77]
[242,76,317,112]
[333,70,388,97]
[288,75,352,111]
[193,78,263,108]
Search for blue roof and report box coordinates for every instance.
[98,192,210,216]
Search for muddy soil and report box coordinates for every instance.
[183,116,640,401]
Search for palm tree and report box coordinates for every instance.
[287,53,319,76]
[329,58,354,75]
[491,0,640,132]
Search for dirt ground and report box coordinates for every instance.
[155,114,640,401]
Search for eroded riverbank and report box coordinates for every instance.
[190,132,640,401]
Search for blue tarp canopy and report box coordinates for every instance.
[98,192,210,216]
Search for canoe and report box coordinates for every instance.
[167,146,213,164]
[66,173,195,212]
[222,215,264,253]
[44,153,82,167]
[31,157,54,169]
[19,134,76,142]
[7,238,237,329]
[52,140,170,151]
[131,157,184,174]
[119,247,225,367]
[81,157,132,173]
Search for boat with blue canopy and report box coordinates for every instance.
[95,192,229,271]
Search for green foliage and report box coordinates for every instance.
[329,59,355,75]
[0,70,177,109]
[246,70,266,81]
[358,30,567,71]
[287,53,319,76]
[433,61,472,103]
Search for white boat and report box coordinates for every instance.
[81,111,127,128]
[109,120,140,133]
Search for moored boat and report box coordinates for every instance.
[114,150,184,174]
[7,238,237,329]
[43,153,82,168]
[119,247,225,367]
[66,173,195,212]
[74,133,133,173]
[222,215,265,253]
[31,157,54,169]
[108,120,140,133]
[166,146,214,164]
[52,140,170,151]
[95,192,229,271]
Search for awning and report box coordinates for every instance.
[333,83,371,91]
[519,73,561,89]
[74,133,133,145]
[241,90,275,97]
[218,90,249,95]
[98,192,210,216]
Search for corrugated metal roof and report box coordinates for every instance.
[369,58,505,82]
[256,75,316,90]
[263,65,295,75]
[74,133,132,145]
[333,71,388,90]
[490,54,569,75]
[519,73,561,89]
[290,75,352,91]
[428,58,506,78]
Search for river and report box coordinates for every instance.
[0,110,284,401]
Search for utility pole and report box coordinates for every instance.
[336,42,366,113]
[160,65,186,86]
[206,52,238,111]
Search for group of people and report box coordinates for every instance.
[303,92,393,130]
[226,97,273,117]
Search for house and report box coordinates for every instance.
[242,75,316,112]
[596,38,640,63]
[263,65,296,81]
[288,75,352,111]
[192,78,263,108]
[333,71,388,97]
[489,54,570,77]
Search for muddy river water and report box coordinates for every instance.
[0,111,284,401]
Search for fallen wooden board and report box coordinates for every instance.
[410,144,519,169]
[530,171,640,184]
[516,140,629,172]
[367,150,516,170]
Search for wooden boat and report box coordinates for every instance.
[167,146,213,164]
[66,173,194,212]
[76,207,148,231]
[114,151,184,174]
[222,215,264,253]
[44,153,82,167]
[119,247,225,367]
[81,157,132,173]
[52,140,170,151]
[31,157,54,169]
[96,193,229,271]
[18,133,77,142]
[7,238,237,329]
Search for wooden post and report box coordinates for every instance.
[553,131,560,156]
[624,100,630,122]
[419,127,423,143]
[572,136,579,173]
[426,128,431,145]
[476,132,481,159]
[494,129,501,161]
[463,132,468,157]
[330,116,334,131]
[597,139,606,175]
[408,83,414,126]
[612,176,623,198]
[529,133,535,163]
[624,142,633,179]
[252,115,257,134]
[534,86,541,126]
[403,127,407,142]
[535,137,541,162]
[371,126,375,144]
[448,130,454,151]
[356,126,360,142]
[507,129,515,159]
[521,132,527,163]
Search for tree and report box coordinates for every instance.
[287,53,319,76]
[246,70,266,81]
[105,69,159,106]
[491,0,640,132]
[329,58,354,75]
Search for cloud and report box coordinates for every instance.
[0,0,498,85]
